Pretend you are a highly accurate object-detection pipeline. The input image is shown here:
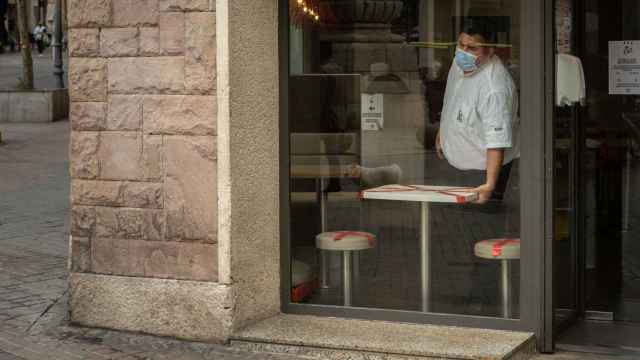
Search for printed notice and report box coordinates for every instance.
[609,41,640,94]
[361,94,384,131]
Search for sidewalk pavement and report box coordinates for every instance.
[0,48,68,90]
[0,121,626,359]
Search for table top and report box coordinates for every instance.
[361,184,478,204]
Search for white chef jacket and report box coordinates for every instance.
[440,55,520,170]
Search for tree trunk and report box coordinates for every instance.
[16,0,33,89]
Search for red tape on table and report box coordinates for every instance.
[333,231,376,247]
[491,239,519,257]
[364,185,475,204]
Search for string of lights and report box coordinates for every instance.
[294,0,320,22]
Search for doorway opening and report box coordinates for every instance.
[553,0,640,355]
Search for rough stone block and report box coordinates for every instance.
[159,12,184,55]
[142,135,163,180]
[164,136,216,242]
[106,95,142,130]
[71,205,97,237]
[70,102,106,131]
[98,132,144,180]
[108,57,185,94]
[68,0,111,28]
[142,95,216,135]
[122,182,164,208]
[69,236,91,272]
[185,12,216,94]
[139,27,160,56]
[69,58,107,102]
[69,273,232,342]
[97,132,162,181]
[70,131,100,179]
[138,241,217,280]
[72,180,163,208]
[92,238,141,275]
[112,0,159,26]
[159,0,208,11]
[100,28,139,57]
[96,207,164,241]
[90,239,216,280]
[68,29,100,57]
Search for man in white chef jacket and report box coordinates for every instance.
[436,22,519,204]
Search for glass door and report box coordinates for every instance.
[280,0,550,337]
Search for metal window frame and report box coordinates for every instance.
[278,0,553,346]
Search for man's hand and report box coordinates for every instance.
[472,183,495,204]
[435,130,444,159]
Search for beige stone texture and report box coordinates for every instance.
[68,0,111,28]
[69,273,232,342]
[96,207,164,241]
[68,29,100,57]
[185,12,216,94]
[106,95,142,130]
[232,314,536,360]
[100,28,139,57]
[139,27,160,56]
[108,57,185,94]
[97,132,162,181]
[112,0,159,26]
[159,0,208,11]
[71,180,163,208]
[159,12,185,55]
[69,58,107,102]
[71,205,96,237]
[70,102,106,131]
[69,236,91,272]
[92,237,138,275]
[99,132,140,180]
[216,0,280,330]
[164,136,216,242]
[142,135,164,180]
[91,238,217,280]
[70,131,100,179]
[142,95,216,135]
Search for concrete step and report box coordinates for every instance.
[231,314,536,360]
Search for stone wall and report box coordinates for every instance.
[67,0,218,282]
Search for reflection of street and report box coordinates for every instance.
[0,47,67,90]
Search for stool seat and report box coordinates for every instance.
[316,231,376,251]
[474,238,521,260]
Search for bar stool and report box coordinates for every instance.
[474,238,520,318]
[315,231,376,306]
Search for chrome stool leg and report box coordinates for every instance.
[343,250,352,306]
[501,259,511,318]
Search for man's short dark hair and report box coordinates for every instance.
[461,16,501,44]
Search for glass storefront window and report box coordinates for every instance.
[288,0,521,319]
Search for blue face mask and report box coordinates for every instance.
[455,48,479,73]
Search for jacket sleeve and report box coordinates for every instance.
[477,90,514,149]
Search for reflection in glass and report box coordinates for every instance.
[288,0,521,319]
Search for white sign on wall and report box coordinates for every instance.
[361,94,384,131]
[609,41,640,95]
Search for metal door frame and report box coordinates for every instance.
[278,0,554,350]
